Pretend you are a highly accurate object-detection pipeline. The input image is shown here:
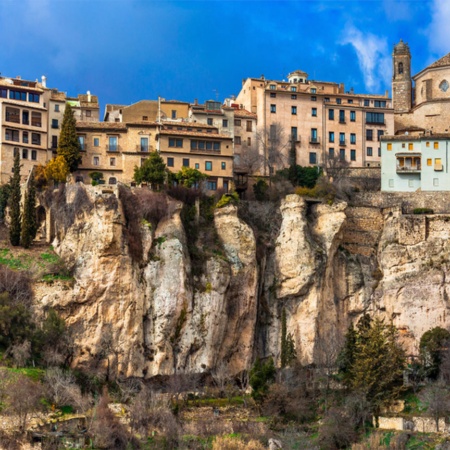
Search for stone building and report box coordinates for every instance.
[393,40,450,133]
[235,70,394,172]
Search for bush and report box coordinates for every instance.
[249,358,276,402]
[253,179,269,201]
[216,192,239,209]
[89,171,104,186]
[134,189,169,228]
[413,208,434,214]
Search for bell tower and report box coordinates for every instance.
[392,39,412,113]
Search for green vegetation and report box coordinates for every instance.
[253,178,269,201]
[175,166,208,188]
[20,175,37,249]
[89,171,104,186]
[57,103,82,172]
[249,357,276,401]
[278,164,321,188]
[9,152,22,246]
[44,155,70,184]
[413,208,434,214]
[280,307,296,368]
[133,151,166,189]
[419,326,450,379]
[216,191,239,209]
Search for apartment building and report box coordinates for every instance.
[235,70,394,171]
[0,76,49,183]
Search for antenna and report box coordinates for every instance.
[213,89,219,100]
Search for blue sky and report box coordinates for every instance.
[0,0,448,113]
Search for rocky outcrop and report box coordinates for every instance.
[33,185,450,377]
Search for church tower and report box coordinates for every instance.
[392,39,412,113]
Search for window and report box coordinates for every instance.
[78,136,85,150]
[207,118,213,125]
[182,158,189,167]
[5,129,20,142]
[195,163,199,169]
[329,109,334,120]
[351,149,356,161]
[31,150,37,161]
[270,92,276,98]
[223,180,229,192]
[31,133,40,145]
[9,90,27,101]
[207,180,217,190]
[140,137,149,152]
[85,110,91,117]
[234,119,241,126]
[378,147,381,157]
[311,96,317,101]
[270,84,276,90]
[366,112,385,124]
[291,86,297,92]
[309,152,317,164]
[426,142,430,147]
[246,121,252,131]
[22,111,29,125]
[171,110,177,119]
[340,149,345,160]
[434,178,439,187]
[311,88,317,94]
[142,116,148,121]
[350,133,356,144]
[28,93,40,103]
[54,104,60,112]
[93,156,99,166]
[311,128,318,142]
[387,143,392,151]
[247,137,251,146]
[167,157,174,167]
[0,88,7,98]
[108,136,118,151]
[270,104,276,113]
[389,179,394,188]
[292,106,297,115]
[325,97,330,102]
[366,129,373,141]
[291,94,297,99]
[434,142,439,149]
[348,99,353,104]
[291,127,298,141]
[329,132,335,143]
[109,177,117,185]
[339,133,345,145]
[93,137,99,147]
[427,159,432,166]
[408,143,414,150]
[374,100,386,108]
[23,132,29,144]
[350,111,356,121]
[169,138,183,148]
[311,107,317,117]
[205,161,212,171]
[364,99,370,107]
[223,119,228,127]
[336,98,342,104]
[31,112,42,127]
[13,147,19,158]
[51,119,58,129]
[398,62,404,74]
[339,110,345,123]
[110,157,116,166]
[235,136,241,145]
[367,147,373,156]
[377,130,384,141]
[329,148,334,158]
[22,149,28,159]
[221,162,226,170]
[5,107,20,123]
[51,136,57,148]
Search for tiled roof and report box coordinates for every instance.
[1,99,46,110]
[192,110,224,116]
[427,53,450,70]
[233,109,257,119]
[161,121,216,129]
[50,91,66,101]
[76,122,127,131]
[160,129,232,139]
[381,133,450,141]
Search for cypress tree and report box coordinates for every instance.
[9,153,21,246]
[57,104,82,172]
[281,307,297,367]
[21,175,37,248]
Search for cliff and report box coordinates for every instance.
[34,185,450,378]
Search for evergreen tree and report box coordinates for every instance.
[57,104,82,172]
[9,153,21,246]
[288,139,298,186]
[281,307,296,367]
[249,357,276,401]
[419,327,450,379]
[133,151,166,189]
[20,175,37,249]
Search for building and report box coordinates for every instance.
[235,71,394,172]
[381,134,450,191]
[393,40,450,134]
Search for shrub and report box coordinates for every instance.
[134,189,169,228]
[216,192,239,209]
[212,435,265,450]
[89,171,104,186]
[413,207,434,214]
[253,179,269,201]
[249,357,276,402]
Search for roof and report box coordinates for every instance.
[381,133,450,141]
[427,52,450,70]
[233,109,257,119]
[160,129,232,140]
[1,99,46,110]
[76,122,127,131]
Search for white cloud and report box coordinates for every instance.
[428,0,450,55]
[340,26,391,92]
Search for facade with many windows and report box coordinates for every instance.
[235,70,394,171]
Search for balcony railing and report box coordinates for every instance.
[107,145,120,152]
[396,165,421,173]
[135,144,151,152]
[309,136,320,144]
[339,140,346,146]
[366,120,385,125]
[339,119,346,124]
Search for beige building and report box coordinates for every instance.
[236,70,394,171]
[393,40,450,134]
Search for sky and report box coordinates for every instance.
[0,0,448,115]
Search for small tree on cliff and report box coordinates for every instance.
[133,151,166,189]
[281,308,296,368]
[58,104,82,172]
[20,175,37,248]
[9,153,21,246]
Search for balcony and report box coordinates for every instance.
[309,136,320,144]
[107,145,120,152]
[339,140,346,146]
[396,165,421,173]
[290,136,301,144]
[339,119,346,124]
[366,120,385,125]
[396,154,421,173]
[135,144,152,152]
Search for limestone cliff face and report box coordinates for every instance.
[34,185,450,377]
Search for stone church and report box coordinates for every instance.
[393,40,450,134]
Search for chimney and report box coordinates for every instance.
[16,76,21,80]
[87,90,91,102]
[41,76,47,88]
[194,98,198,105]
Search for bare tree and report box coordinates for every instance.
[11,340,31,368]
[322,153,350,185]
[211,361,231,397]
[234,144,263,175]
[419,381,450,432]
[97,323,120,382]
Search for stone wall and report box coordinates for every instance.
[378,416,447,433]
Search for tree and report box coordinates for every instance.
[175,166,207,188]
[419,327,450,380]
[234,143,263,175]
[45,155,70,184]
[133,151,166,189]
[249,357,276,401]
[280,308,296,368]
[57,104,82,172]
[89,171,104,186]
[338,315,406,417]
[20,175,37,249]
[9,152,21,246]
[420,381,450,432]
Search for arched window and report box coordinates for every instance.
[398,62,404,74]
[109,177,117,185]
